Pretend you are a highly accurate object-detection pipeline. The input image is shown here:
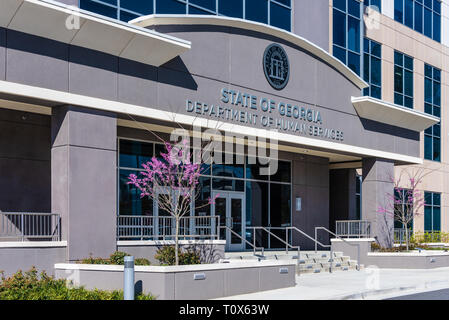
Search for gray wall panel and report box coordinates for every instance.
[6,30,69,92]
[0,109,51,212]
[118,59,158,107]
[0,247,66,276]
[158,25,231,83]
[293,0,330,51]
[52,106,117,261]
[69,46,118,100]
[0,26,420,159]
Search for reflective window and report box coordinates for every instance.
[333,0,361,75]
[424,192,441,232]
[363,38,382,99]
[394,0,441,42]
[246,0,268,24]
[119,139,153,169]
[118,139,292,249]
[424,64,441,162]
[394,50,414,108]
[119,169,153,216]
[394,188,413,230]
[79,0,292,31]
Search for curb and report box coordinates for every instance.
[332,280,449,300]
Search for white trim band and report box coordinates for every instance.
[352,96,440,132]
[1,0,191,66]
[0,241,67,248]
[55,260,297,273]
[0,80,423,164]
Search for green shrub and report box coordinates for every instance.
[109,251,129,265]
[135,258,151,266]
[0,267,155,300]
[79,251,151,266]
[154,246,201,266]
[413,232,449,244]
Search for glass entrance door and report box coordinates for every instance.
[212,192,245,251]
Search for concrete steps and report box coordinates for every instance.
[222,251,363,274]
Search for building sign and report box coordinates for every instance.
[263,43,290,90]
[186,89,344,142]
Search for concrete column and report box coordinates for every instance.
[362,158,394,248]
[51,105,117,261]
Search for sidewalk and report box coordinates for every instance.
[217,267,449,300]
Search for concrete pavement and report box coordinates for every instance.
[217,267,449,300]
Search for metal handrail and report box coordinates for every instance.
[117,215,220,241]
[219,225,265,257]
[336,220,371,238]
[285,226,330,250]
[247,226,300,269]
[0,212,61,241]
[315,226,361,272]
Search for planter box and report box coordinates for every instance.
[117,240,226,265]
[54,260,296,300]
[365,252,449,269]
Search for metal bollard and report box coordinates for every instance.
[124,256,135,300]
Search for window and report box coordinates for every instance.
[363,38,382,99]
[394,0,441,42]
[118,139,292,248]
[424,192,441,232]
[394,188,413,229]
[333,0,362,75]
[394,51,414,108]
[79,0,292,31]
[118,139,155,216]
[424,64,441,162]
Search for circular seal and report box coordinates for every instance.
[263,43,290,90]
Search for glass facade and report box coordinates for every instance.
[424,64,441,162]
[118,139,292,249]
[394,51,414,108]
[363,38,382,99]
[394,0,441,42]
[333,0,362,75]
[79,0,292,31]
[424,192,441,232]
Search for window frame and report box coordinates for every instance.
[363,37,382,99]
[394,0,441,42]
[424,191,441,233]
[424,63,441,162]
[332,0,363,75]
[394,50,414,108]
[79,0,293,31]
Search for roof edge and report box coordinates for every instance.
[130,14,369,90]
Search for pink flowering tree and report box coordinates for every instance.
[377,169,426,250]
[128,139,217,265]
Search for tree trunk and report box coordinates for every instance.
[404,223,409,251]
[175,217,180,266]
